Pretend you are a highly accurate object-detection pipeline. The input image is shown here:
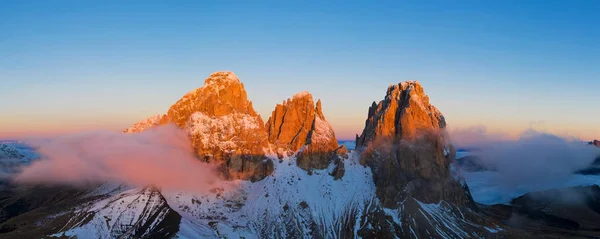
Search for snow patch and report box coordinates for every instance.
[124,114,163,133]
[186,112,261,152]
[163,151,377,238]
[310,117,336,146]
[292,91,311,99]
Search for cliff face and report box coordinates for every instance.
[124,72,272,181]
[265,92,317,153]
[175,72,271,181]
[19,75,516,238]
[166,72,261,127]
[356,81,473,209]
[264,92,340,171]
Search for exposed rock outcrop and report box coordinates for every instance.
[173,72,271,181]
[0,144,24,160]
[485,185,600,238]
[352,81,504,238]
[590,140,600,147]
[123,72,272,181]
[264,92,340,171]
[355,81,473,208]
[123,114,165,133]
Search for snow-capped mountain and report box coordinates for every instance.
[0,144,25,160]
[5,71,596,238]
[0,143,39,177]
[126,72,272,181]
[66,74,502,238]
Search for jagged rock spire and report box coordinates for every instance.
[356,81,473,208]
[124,71,273,181]
[265,91,341,172]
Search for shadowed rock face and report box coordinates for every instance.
[511,185,600,230]
[356,81,474,209]
[265,92,340,171]
[590,140,600,147]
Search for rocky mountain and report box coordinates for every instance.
[125,72,273,181]
[590,140,600,147]
[0,144,24,160]
[0,183,181,239]
[484,185,600,238]
[123,114,164,133]
[352,81,500,238]
[4,72,590,238]
[355,81,466,207]
[264,91,344,172]
[0,143,39,178]
[54,186,181,238]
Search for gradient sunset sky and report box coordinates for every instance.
[1,1,599,140]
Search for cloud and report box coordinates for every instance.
[453,127,600,200]
[12,124,224,193]
[448,126,510,149]
[476,130,598,189]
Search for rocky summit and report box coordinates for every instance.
[590,139,600,147]
[355,81,471,208]
[125,72,273,181]
[351,81,499,238]
[56,73,560,238]
[264,91,342,172]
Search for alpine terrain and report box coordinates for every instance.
[0,72,598,238]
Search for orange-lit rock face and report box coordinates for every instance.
[265,92,340,170]
[265,92,316,152]
[124,72,272,181]
[356,81,445,146]
[174,72,270,180]
[167,72,260,126]
[356,81,473,209]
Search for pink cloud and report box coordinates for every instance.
[13,124,225,193]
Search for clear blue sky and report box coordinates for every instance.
[1,0,599,140]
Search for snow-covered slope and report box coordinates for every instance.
[52,186,181,239]
[45,151,502,239]
[123,114,164,133]
[165,151,375,238]
[185,112,262,154]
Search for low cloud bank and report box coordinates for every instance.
[448,126,510,150]
[451,127,600,202]
[476,130,598,188]
[13,124,223,193]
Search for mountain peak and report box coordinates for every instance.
[167,71,257,126]
[123,72,271,181]
[292,90,311,100]
[204,71,241,87]
[358,81,444,146]
[265,91,339,171]
[356,80,470,208]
